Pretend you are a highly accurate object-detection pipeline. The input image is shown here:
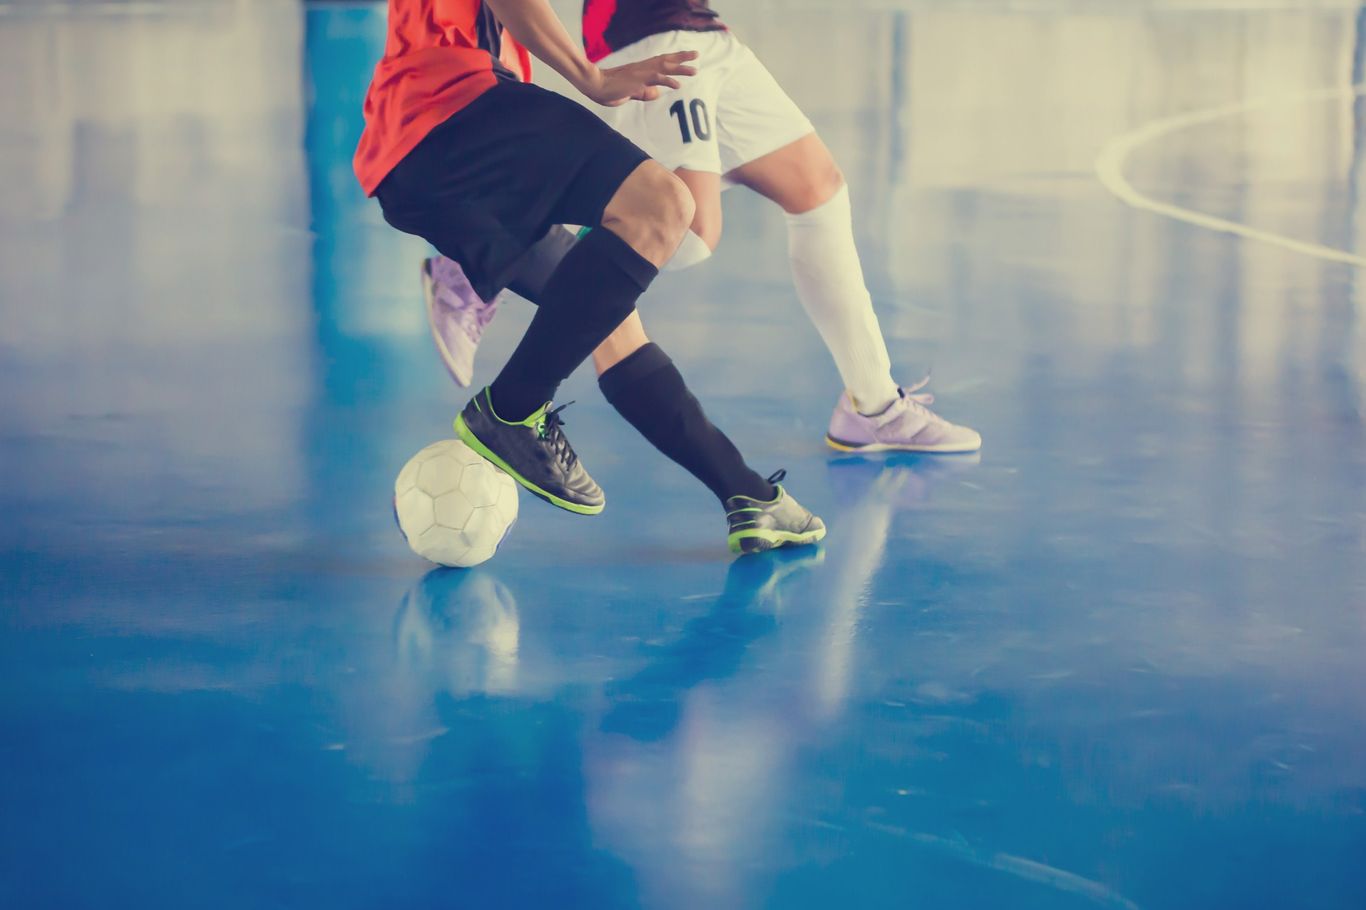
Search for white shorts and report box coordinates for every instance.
[593,30,815,177]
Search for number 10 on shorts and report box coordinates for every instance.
[669,99,712,143]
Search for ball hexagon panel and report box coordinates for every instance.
[417,524,471,567]
[417,455,464,497]
[457,460,501,505]
[491,478,519,527]
[434,490,475,529]
[460,504,506,551]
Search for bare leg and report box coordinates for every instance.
[727,133,899,412]
[726,132,844,215]
[593,310,651,374]
[600,160,697,268]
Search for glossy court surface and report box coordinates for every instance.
[2,1,1365,907]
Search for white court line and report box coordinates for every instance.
[1094,84,1366,268]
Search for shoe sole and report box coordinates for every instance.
[728,524,827,556]
[423,261,474,389]
[455,413,605,516]
[825,433,981,454]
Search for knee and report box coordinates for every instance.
[653,169,696,242]
[788,164,847,216]
[691,205,722,251]
[603,163,696,265]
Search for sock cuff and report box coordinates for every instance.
[784,183,851,227]
[598,341,673,400]
[580,225,660,292]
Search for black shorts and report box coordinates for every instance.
[375,80,650,301]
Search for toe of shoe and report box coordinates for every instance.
[571,477,605,507]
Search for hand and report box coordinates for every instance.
[581,51,698,106]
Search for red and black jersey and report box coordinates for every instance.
[583,1,726,63]
[354,1,532,197]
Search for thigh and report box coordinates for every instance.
[726,132,844,215]
[375,81,645,299]
[593,31,727,175]
[715,40,816,176]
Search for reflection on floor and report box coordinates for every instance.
[1,2,1364,908]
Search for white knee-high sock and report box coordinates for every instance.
[785,185,898,413]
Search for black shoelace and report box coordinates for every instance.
[538,402,579,470]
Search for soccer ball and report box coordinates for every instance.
[394,440,519,567]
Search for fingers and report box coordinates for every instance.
[598,50,699,106]
[642,52,697,77]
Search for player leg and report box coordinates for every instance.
[425,234,757,504]
[389,81,821,547]
[418,34,730,390]
[454,154,693,514]
[591,312,824,554]
[422,166,719,386]
[377,82,689,515]
[428,230,774,513]
[507,239,823,554]
[718,44,981,453]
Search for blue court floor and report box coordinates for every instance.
[3,1,1365,908]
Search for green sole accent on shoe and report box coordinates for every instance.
[728,524,827,556]
[455,413,604,516]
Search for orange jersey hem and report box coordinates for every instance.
[354,66,500,197]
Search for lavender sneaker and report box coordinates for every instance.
[422,256,500,388]
[825,378,982,454]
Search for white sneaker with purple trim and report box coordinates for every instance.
[825,378,982,454]
[422,256,500,388]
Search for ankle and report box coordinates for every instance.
[854,391,899,418]
[486,383,544,425]
[725,476,778,505]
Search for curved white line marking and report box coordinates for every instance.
[1095,85,1366,268]
[867,823,1143,910]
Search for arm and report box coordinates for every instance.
[483,0,695,106]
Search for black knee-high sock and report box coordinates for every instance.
[599,343,776,504]
[491,228,656,421]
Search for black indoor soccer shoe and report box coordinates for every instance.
[725,471,827,555]
[454,388,605,515]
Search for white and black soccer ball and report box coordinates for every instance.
[393,440,519,568]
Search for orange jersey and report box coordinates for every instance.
[354,1,532,196]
